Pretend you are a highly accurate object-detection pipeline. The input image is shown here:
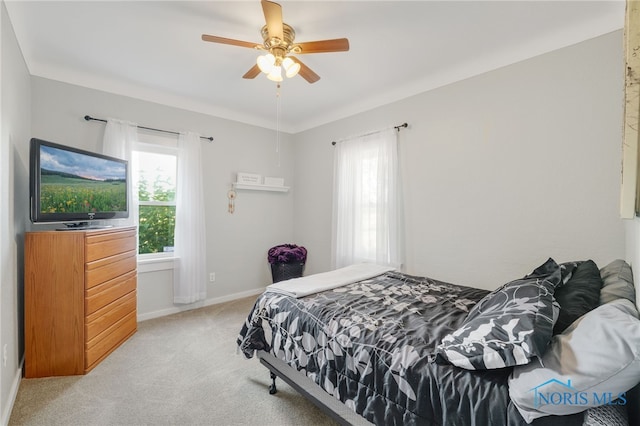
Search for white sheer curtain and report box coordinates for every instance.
[332,128,403,269]
[102,118,138,227]
[173,132,207,304]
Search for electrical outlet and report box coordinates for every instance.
[209,273,216,282]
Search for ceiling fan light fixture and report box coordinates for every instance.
[202,1,349,84]
[257,53,276,74]
[267,66,283,82]
[282,57,300,78]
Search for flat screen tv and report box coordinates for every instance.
[30,138,129,228]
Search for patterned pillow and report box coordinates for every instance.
[436,258,562,370]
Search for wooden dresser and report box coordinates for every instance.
[25,226,137,378]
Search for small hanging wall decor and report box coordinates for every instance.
[227,189,237,214]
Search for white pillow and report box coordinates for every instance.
[508,298,640,423]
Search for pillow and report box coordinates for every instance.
[508,298,640,423]
[600,260,636,305]
[553,260,603,335]
[435,258,562,370]
[559,261,580,285]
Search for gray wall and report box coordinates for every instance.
[1,1,31,423]
[293,31,627,290]
[29,78,296,318]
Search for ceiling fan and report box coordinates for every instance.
[201,0,349,84]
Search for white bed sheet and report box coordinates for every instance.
[266,263,395,298]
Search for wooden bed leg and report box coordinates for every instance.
[269,371,278,394]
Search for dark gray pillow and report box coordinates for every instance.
[553,260,603,334]
[600,260,636,305]
[436,258,562,370]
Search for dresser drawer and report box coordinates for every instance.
[85,229,137,262]
[85,310,137,371]
[85,270,137,315]
[85,251,136,289]
[85,290,136,342]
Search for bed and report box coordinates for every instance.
[237,259,640,426]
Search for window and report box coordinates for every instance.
[104,122,207,301]
[356,153,381,259]
[132,135,178,257]
[332,128,403,269]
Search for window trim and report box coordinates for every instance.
[138,200,176,207]
[138,254,177,273]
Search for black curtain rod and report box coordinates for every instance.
[84,115,214,142]
[331,122,408,146]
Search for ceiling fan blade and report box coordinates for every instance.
[295,38,350,54]
[261,0,284,41]
[242,64,261,79]
[201,34,258,49]
[294,58,320,84]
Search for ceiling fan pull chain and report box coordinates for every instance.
[276,83,281,167]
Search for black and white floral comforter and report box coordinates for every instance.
[236,271,583,426]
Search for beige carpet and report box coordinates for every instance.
[9,296,338,426]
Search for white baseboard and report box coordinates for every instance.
[2,358,23,426]
[137,287,264,322]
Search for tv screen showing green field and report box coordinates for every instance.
[39,145,127,214]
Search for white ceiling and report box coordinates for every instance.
[5,1,625,133]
